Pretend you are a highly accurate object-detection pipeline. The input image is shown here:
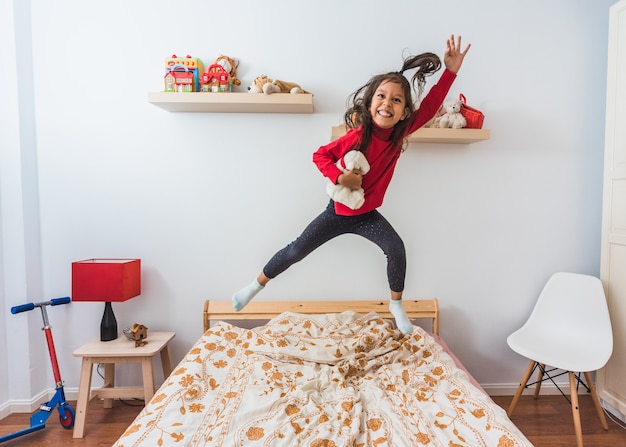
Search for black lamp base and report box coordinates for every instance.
[100,301,118,341]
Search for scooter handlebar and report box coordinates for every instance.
[11,296,71,314]
[11,303,35,314]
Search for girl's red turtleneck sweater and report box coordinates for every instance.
[312,69,457,216]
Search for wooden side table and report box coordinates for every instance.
[72,331,175,438]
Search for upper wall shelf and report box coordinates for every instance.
[331,125,490,144]
[147,92,314,113]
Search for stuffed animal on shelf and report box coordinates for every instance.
[436,99,467,129]
[248,75,309,94]
[326,150,370,210]
[214,55,241,87]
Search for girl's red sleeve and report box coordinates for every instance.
[312,127,360,184]
[406,69,457,134]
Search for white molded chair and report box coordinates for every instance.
[507,272,613,447]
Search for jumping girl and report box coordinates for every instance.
[232,35,470,334]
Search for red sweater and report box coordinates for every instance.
[313,69,457,216]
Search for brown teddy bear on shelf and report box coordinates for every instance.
[214,55,241,87]
[248,75,309,94]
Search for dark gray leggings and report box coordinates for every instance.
[263,201,406,292]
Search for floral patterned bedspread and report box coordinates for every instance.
[113,311,532,447]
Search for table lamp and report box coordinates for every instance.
[71,259,141,341]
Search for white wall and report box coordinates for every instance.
[0,0,17,413]
[1,0,615,410]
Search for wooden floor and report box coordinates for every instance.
[0,395,625,446]
[491,394,626,447]
[0,399,142,447]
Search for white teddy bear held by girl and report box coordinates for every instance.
[326,150,370,210]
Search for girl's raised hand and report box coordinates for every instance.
[444,34,471,74]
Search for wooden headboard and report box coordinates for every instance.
[203,299,439,335]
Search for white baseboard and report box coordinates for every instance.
[0,387,80,419]
[0,390,49,419]
[602,400,626,423]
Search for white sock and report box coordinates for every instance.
[389,300,413,335]
[232,280,264,311]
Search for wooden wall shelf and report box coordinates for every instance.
[331,125,490,144]
[148,92,313,113]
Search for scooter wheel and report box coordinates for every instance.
[59,405,75,429]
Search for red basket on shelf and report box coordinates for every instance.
[459,94,484,129]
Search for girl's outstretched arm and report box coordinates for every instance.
[444,34,471,74]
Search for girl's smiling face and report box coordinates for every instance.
[369,80,409,129]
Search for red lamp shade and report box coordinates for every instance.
[71,259,141,342]
[72,259,141,302]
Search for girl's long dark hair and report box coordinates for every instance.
[344,52,441,154]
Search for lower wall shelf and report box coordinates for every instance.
[148,92,314,113]
[331,125,490,144]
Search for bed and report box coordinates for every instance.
[113,299,532,447]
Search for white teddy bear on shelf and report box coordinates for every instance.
[326,150,370,210]
[437,99,467,129]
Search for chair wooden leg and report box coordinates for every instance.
[569,371,584,447]
[584,371,609,430]
[534,363,545,398]
[508,360,536,417]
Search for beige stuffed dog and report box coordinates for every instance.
[248,75,308,94]
[326,150,370,210]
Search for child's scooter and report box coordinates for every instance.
[0,297,75,443]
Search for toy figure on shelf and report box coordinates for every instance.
[164,65,195,92]
[200,64,231,92]
[164,54,204,92]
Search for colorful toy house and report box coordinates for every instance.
[164,65,195,92]
[200,64,231,92]
[164,54,203,92]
